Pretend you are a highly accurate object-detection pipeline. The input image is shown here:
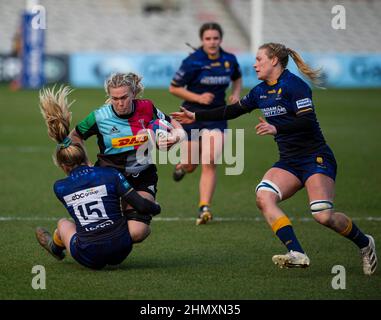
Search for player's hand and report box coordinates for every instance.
[198,92,214,105]
[156,133,180,150]
[170,107,196,124]
[255,117,277,136]
[228,94,240,104]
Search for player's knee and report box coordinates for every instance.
[310,200,334,226]
[57,218,69,229]
[256,192,276,212]
[255,180,282,211]
[313,211,334,226]
[130,227,151,243]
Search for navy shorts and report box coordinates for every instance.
[182,120,227,141]
[70,231,133,270]
[273,149,337,185]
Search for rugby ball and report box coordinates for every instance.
[148,119,174,141]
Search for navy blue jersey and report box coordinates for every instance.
[240,69,327,159]
[171,48,241,111]
[54,166,131,239]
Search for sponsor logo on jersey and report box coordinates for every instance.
[275,88,282,100]
[64,185,108,206]
[70,188,100,201]
[110,126,120,134]
[112,134,148,148]
[260,95,267,99]
[200,75,231,85]
[85,219,114,232]
[147,185,156,193]
[262,105,287,117]
[296,98,312,109]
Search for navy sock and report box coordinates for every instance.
[276,225,305,253]
[344,221,369,249]
[51,242,65,255]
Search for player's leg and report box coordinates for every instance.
[173,139,199,181]
[122,166,159,243]
[196,129,224,225]
[35,218,76,260]
[256,168,310,268]
[124,190,154,243]
[57,218,76,255]
[305,173,377,275]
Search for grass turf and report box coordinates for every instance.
[0,85,380,299]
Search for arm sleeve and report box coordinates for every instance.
[275,113,316,134]
[287,80,314,117]
[116,171,161,215]
[75,111,98,140]
[122,189,161,216]
[231,56,242,81]
[195,102,251,121]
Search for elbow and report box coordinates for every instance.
[169,85,176,95]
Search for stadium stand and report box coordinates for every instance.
[225,0,381,52]
[0,0,248,54]
[0,0,380,54]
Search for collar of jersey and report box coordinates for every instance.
[111,101,136,119]
[69,165,90,175]
[266,69,288,86]
[200,48,221,60]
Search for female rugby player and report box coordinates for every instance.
[169,22,242,225]
[36,86,161,269]
[171,43,377,275]
[70,73,182,243]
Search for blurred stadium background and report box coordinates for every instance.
[0,0,380,300]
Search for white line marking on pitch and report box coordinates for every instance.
[0,216,380,222]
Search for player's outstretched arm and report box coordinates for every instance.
[170,107,196,124]
[171,103,249,124]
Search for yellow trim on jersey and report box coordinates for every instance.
[296,108,313,115]
[112,134,148,148]
[340,219,353,236]
[271,216,292,233]
[208,52,220,60]
[266,79,278,86]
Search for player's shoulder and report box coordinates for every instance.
[282,70,311,92]
[53,177,69,197]
[91,166,123,185]
[134,99,155,114]
[183,48,205,66]
[251,81,267,95]
[220,48,238,62]
[93,103,114,120]
[134,99,154,107]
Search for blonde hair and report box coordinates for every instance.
[104,72,144,97]
[260,42,321,85]
[39,85,88,168]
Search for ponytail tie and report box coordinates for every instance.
[57,137,72,150]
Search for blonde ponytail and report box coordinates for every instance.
[260,42,322,86]
[39,85,88,168]
[287,48,321,86]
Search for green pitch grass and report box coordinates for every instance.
[0,85,380,300]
